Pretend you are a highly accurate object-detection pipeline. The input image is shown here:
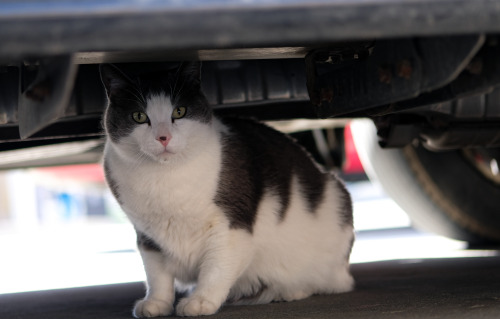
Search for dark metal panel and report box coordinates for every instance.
[217,62,247,104]
[485,88,500,119]
[0,116,103,144]
[200,59,309,109]
[0,59,315,141]
[422,125,500,149]
[385,39,500,115]
[306,36,484,118]
[1,0,500,60]
[0,67,18,124]
[18,55,78,139]
[243,62,265,102]
[455,95,486,119]
[374,87,500,149]
[73,48,311,64]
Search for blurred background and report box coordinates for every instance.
[0,122,495,295]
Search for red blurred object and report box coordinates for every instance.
[37,164,105,183]
[343,122,364,174]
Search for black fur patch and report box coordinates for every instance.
[334,177,353,227]
[214,118,327,232]
[295,154,327,213]
[100,64,146,143]
[136,231,162,253]
[170,62,212,124]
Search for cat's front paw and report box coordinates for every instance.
[176,296,220,317]
[133,298,173,318]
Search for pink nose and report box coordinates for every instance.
[157,136,171,147]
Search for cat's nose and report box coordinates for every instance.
[156,135,171,147]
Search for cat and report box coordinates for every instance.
[99,62,355,318]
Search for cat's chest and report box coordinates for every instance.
[107,146,222,227]
[136,166,215,210]
[111,152,225,267]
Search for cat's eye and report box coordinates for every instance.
[172,107,187,120]
[132,112,149,124]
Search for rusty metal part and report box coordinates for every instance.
[306,35,484,118]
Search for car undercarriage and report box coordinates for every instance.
[1,0,500,242]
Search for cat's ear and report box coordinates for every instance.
[99,64,135,98]
[177,61,202,87]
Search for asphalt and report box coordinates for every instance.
[1,256,499,319]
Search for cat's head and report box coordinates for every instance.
[100,62,213,163]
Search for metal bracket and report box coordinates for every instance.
[387,37,500,113]
[18,55,78,139]
[0,66,19,125]
[306,35,485,118]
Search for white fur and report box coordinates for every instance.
[104,94,354,317]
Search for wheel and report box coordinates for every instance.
[351,119,500,244]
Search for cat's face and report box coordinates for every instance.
[100,62,212,163]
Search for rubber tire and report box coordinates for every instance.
[351,119,500,244]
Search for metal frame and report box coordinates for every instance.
[1,0,500,61]
[2,0,500,151]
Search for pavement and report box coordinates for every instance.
[1,255,499,319]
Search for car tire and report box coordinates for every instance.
[351,119,500,244]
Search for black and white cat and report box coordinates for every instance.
[100,62,354,318]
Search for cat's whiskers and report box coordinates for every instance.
[115,140,138,146]
[171,64,183,99]
[122,87,147,106]
[135,82,147,106]
[173,78,187,101]
[168,80,175,100]
[118,98,146,106]
[129,150,149,172]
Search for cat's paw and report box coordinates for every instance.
[331,272,355,293]
[133,298,173,318]
[176,296,220,317]
[282,290,312,302]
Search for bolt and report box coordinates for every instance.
[320,87,334,103]
[25,79,51,102]
[466,59,483,75]
[396,60,413,79]
[378,66,392,84]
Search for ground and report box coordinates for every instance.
[1,255,499,319]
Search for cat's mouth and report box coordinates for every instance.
[143,147,176,163]
[156,149,176,162]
